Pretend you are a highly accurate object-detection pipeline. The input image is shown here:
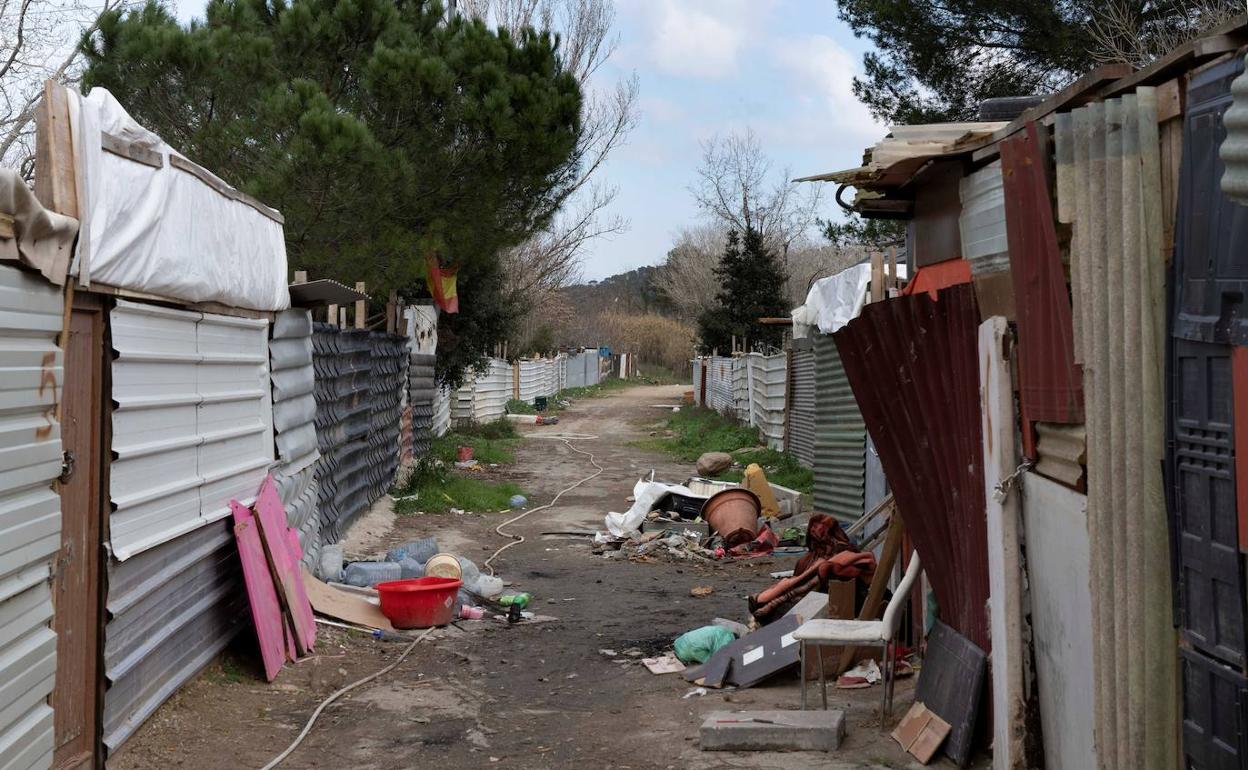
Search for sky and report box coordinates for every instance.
[166,0,885,282]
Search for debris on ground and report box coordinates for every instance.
[702,488,761,546]
[690,585,714,597]
[508,494,528,509]
[837,659,882,689]
[740,463,781,519]
[642,652,687,675]
[711,617,751,638]
[892,702,951,764]
[700,710,846,752]
[674,625,737,664]
[683,687,709,699]
[695,451,733,476]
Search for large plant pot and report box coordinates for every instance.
[702,488,761,547]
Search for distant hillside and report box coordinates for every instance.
[553,265,678,347]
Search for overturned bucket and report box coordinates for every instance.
[702,488,761,547]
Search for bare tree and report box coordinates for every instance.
[691,128,823,255]
[464,0,638,310]
[0,0,122,177]
[651,224,724,325]
[1087,0,1244,67]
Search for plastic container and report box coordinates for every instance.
[387,537,438,564]
[398,557,426,579]
[424,553,462,579]
[457,556,480,590]
[457,446,474,462]
[318,544,344,582]
[473,574,504,598]
[343,560,401,587]
[375,577,463,629]
[702,488,761,547]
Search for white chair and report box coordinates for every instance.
[794,551,922,720]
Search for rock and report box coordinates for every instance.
[696,451,734,476]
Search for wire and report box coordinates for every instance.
[259,626,436,770]
[482,434,603,576]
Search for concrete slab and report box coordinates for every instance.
[699,710,846,752]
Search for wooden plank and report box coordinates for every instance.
[34,80,78,219]
[100,131,163,169]
[339,306,347,327]
[253,476,317,656]
[327,303,338,326]
[303,570,396,631]
[870,252,884,302]
[836,510,905,676]
[1101,29,1246,98]
[232,501,289,681]
[75,279,276,320]
[386,290,398,334]
[1160,118,1184,263]
[1156,78,1184,123]
[354,281,366,329]
[887,246,898,292]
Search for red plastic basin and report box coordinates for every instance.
[376,577,463,629]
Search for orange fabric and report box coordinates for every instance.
[424,253,459,313]
[902,259,972,300]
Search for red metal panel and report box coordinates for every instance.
[999,122,1084,439]
[833,284,990,653]
[1234,347,1248,553]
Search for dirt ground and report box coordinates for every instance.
[111,384,931,770]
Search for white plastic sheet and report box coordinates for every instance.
[69,88,290,311]
[604,478,696,538]
[798,261,909,335]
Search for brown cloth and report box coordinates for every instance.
[748,516,875,624]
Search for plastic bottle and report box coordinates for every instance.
[498,593,531,609]
[343,561,401,587]
[398,557,426,579]
[473,574,504,599]
[318,545,344,582]
[387,537,439,564]
[456,556,481,592]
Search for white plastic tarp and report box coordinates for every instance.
[68,87,290,311]
[604,478,696,538]
[796,261,909,335]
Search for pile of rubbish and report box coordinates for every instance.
[594,459,804,562]
[317,537,544,624]
[626,511,916,697]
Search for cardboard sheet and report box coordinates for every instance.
[302,569,396,632]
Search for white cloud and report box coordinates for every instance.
[630,1,774,80]
[772,34,881,135]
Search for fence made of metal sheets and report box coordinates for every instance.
[812,335,865,522]
[565,350,601,389]
[1057,87,1175,770]
[108,301,274,561]
[787,342,815,467]
[0,265,64,770]
[705,356,735,414]
[745,353,786,449]
[408,352,436,458]
[432,385,451,438]
[269,309,321,572]
[472,359,512,423]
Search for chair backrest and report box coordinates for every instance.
[881,551,921,640]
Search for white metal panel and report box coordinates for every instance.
[0,264,63,770]
[109,300,274,560]
[472,359,511,422]
[958,160,1009,275]
[432,385,451,438]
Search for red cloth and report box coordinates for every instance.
[748,518,878,624]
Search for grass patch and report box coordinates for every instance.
[505,398,537,415]
[431,419,520,465]
[392,457,525,514]
[636,406,813,495]
[632,365,685,385]
[561,377,633,401]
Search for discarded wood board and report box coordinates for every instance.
[892,701,951,764]
[915,620,987,767]
[253,476,317,655]
[685,616,802,689]
[642,652,686,675]
[232,501,290,681]
[303,568,396,632]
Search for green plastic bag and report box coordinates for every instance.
[673,625,736,664]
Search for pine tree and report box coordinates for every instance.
[697,227,788,353]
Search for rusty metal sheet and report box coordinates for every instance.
[999,122,1084,434]
[832,284,990,653]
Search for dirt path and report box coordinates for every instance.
[112,385,921,770]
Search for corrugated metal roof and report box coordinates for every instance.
[812,334,865,523]
[0,263,63,770]
[958,160,1010,275]
[1061,87,1174,769]
[833,284,990,653]
[109,301,274,560]
[1000,122,1084,431]
[786,343,815,468]
[102,520,244,752]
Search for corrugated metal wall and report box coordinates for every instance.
[1057,87,1175,770]
[746,353,786,449]
[432,385,451,438]
[706,357,734,414]
[472,359,511,423]
[269,309,321,572]
[787,342,815,467]
[958,160,1010,275]
[833,285,990,654]
[565,351,601,389]
[109,300,273,561]
[408,352,436,458]
[102,521,244,753]
[812,334,865,522]
[310,325,406,542]
[0,265,64,770]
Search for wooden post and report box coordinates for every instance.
[293,270,307,284]
[339,306,347,327]
[980,315,1027,768]
[887,246,898,294]
[513,360,521,400]
[34,81,78,220]
[870,251,885,303]
[386,290,398,334]
[327,304,338,327]
[354,282,366,329]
